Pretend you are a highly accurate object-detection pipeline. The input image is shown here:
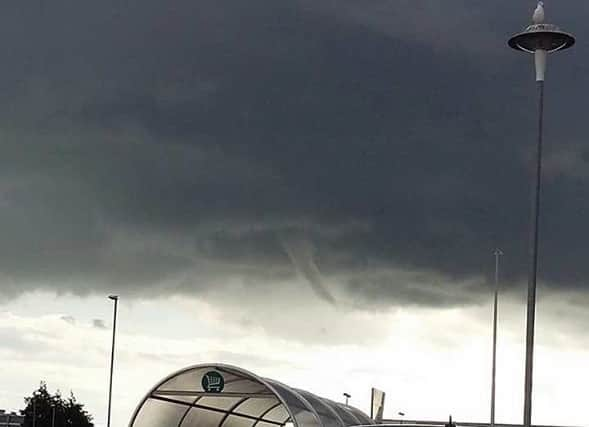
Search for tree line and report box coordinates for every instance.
[20,382,93,427]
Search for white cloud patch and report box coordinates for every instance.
[61,315,76,325]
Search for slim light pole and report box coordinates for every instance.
[490,248,503,427]
[107,295,119,427]
[508,3,575,427]
[51,405,55,427]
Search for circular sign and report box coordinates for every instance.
[202,371,224,393]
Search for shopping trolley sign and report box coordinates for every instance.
[202,371,225,393]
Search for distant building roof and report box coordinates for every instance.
[0,410,24,427]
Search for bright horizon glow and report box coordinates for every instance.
[1,291,588,427]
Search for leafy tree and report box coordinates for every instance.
[22,383,93,427]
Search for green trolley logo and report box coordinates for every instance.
[202,371,224,393]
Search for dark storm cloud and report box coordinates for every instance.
[0,0,587,306]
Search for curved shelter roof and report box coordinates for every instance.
[130,364,373,427]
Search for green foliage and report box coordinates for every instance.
[22,382,93,427]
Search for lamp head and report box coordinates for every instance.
[509,2,574,54]
[108,295,118,301]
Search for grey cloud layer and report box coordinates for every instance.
[0,0,588,306]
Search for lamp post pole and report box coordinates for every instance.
[107,295,119,427]
[508,3,575,427]
[491,249,503,427]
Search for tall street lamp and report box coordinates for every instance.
[107,295,119,427]
[490,248,503,427]
[508,3,575,427]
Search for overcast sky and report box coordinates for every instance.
[1,1,589,426]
